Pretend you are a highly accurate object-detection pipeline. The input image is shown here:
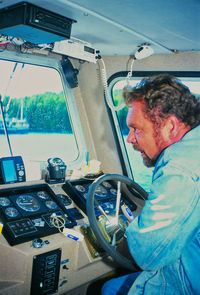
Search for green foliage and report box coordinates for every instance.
[112,89,129,135]
[4,91,72,133]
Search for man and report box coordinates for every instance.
[102,74,200,294]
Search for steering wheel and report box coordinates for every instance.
[86,174,148,271]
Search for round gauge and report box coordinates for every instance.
[37,191,49,200]
[56,194,72,206]
[0,197,11,207]
[110,188,117,196]
[102,181,112,188]
[75,185,86,193]
[95,185,107,198]
[45,200,58,210]
[16,194,40,212]
[5,207,19,218]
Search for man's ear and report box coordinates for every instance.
[162,115,190,143]
[162,115,180,142]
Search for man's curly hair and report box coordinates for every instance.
[123,74,200,129]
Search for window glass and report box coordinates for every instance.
[111,75,200,191]
[0,59,79,180]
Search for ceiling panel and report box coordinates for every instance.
[0,0,199,56]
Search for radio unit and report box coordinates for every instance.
[0,2,76,44]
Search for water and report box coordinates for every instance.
[0,133,78,181]
[0,133,153,190]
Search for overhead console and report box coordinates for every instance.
[0,2,75,44]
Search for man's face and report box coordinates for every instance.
[126,101,166,167]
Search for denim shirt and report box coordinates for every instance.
[126,125,200,295]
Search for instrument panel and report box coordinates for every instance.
[0,183,76,245]
[0,177,138,247]
[63,178,137,217]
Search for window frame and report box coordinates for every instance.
[108,71,200,183]
[0,49,87,172]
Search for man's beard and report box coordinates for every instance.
[132,125,166,167]
[142,153,157,167]
[133,144,158,167]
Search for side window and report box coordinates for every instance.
[110,74,200,192]
[0,59,85,180]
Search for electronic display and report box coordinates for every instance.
[2,159,17,183]
[0,156,26,184]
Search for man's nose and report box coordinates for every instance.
[127,129,137,144]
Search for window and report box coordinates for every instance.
[109,72,200,192]
[0,57,86,180]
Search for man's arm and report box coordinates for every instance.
[126,166,199,270]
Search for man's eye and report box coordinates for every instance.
[135,128,141,134]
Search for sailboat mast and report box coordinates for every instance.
[21,97,23,120]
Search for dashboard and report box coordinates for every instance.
[0,177,141,295]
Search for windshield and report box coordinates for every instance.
[0,59,81,180]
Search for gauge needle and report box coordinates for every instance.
[94,199,112,224]
[22,202,32,205]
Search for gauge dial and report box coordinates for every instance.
[102,181,112,188]
[0,197,11,207]
[56,194,72,206]
[16,194,40,212]
[5,207,19,218]
[110,188,117,196]
[75,185,86,193]
[37,191,49,200]
[95,185,107,198]
[45,200,58,210]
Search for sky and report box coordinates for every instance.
[0,60,63,100]
[113,77,200,96]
